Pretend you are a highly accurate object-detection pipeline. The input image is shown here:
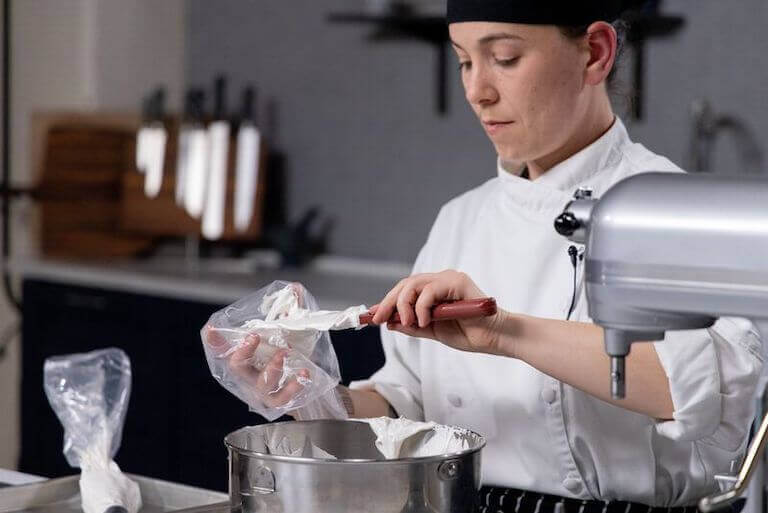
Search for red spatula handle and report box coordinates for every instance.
[358,297,497,325]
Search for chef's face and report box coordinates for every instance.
[449,22,593,166]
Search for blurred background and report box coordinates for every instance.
[0,0,767,494]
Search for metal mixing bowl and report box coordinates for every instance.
[225,419,486,513]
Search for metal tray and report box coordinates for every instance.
[0,474,229,513]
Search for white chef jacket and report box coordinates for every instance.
[350,118,764,507]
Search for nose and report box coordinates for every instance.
[464,65,498,107]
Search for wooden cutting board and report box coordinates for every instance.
[32,112,267,259]
[35,115,155,259]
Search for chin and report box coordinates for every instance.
[493,143,528,164]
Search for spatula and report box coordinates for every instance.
[358,297,497,325]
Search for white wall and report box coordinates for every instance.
[12,0,96,185]
[0,0,186,470]
[91,0,185,112]
[12,0,185,186]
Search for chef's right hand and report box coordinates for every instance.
[203,327,309,409]
[370,270,509,356]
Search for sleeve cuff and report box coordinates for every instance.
[654,317,762,450]
[653,328,722,441]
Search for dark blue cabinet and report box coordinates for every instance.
[19,279,384,491]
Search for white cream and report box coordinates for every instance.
[243,286,368,331]
[238,286,367,364]
[78,440,142,513]
[358,417,471,459]
[265,418,470,461]
[267,435,338,460]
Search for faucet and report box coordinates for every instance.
[688,99,764,175]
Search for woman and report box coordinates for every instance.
[342,1,762,511]
[219,1,762,511]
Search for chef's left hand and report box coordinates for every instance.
[370,270,509,355]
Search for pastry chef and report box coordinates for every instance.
[345,1,763,511]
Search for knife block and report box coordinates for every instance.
[33,113,155,259]
[119,118,267,240]
[31,112,268,260]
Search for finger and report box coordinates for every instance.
[290,282,306,308]
[387,321,435,341]
[414,284,437,328]
[227,336,263,387]
[372,279,407,324]
[255,349,289,395]
[396,284,419,328]
[446,270,484,299]
[265,368,310,407]
[373,273,438,324]
[296,368,311,383]
[265,377,303,408]
[203,325,229,354]
[230,334,260,366]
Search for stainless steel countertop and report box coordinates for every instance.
[0,470,45,488]
[0,473,229,512]
[8,256,409,309]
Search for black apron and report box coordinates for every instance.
[476,486,745,513]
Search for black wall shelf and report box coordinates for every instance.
[624,11,685,119]
[329,2,685,120]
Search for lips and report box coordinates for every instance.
[482,119,514,135]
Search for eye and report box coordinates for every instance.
[457,60,472,72]
[494,57,520,67]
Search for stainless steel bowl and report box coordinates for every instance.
[225,420,486,513]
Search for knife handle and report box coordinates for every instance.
[358,297,497,325]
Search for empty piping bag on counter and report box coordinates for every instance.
[44,348,142,513]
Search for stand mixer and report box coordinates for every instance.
[554,172,768,512]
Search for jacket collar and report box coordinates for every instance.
[494,117,628,216]
[496,116,626,191]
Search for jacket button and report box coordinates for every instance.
[447,394,463,407]
[541,388,557,404]
[562,477,582,494]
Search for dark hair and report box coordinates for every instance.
[558,20,630,109]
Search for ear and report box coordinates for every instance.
[584,21,617,86]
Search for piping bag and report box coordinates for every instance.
[202,281,496,421]
[44,348,141,513]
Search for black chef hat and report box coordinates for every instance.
[447,1,641,26]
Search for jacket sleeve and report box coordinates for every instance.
[348,205,455,420]
[349,327,426,420]
[654,316,764,452]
